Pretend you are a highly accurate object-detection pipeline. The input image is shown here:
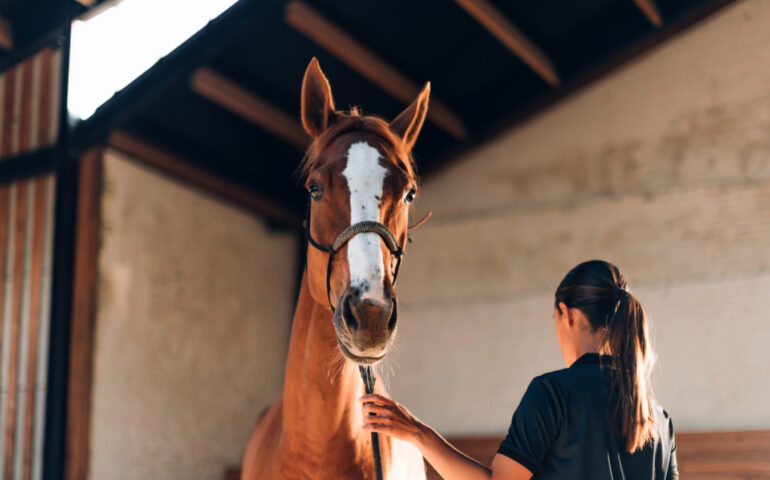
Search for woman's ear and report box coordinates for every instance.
[559,303,576,328]
[390,82,430,151]
[556,302,568,322]
[301,57,337,138]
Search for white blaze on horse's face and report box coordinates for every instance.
[343,141,388,303]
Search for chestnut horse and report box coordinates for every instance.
[241,58,429,479]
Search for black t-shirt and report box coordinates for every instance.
[497,353,678,479]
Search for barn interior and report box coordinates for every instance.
[0,0,768,479]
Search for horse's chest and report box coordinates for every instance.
[386,437,426,480]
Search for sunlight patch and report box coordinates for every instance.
[68,0,238,120]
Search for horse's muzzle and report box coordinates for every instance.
[336,288,397,363]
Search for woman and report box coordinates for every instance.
[361,260,678,479]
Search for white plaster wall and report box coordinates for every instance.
[87,149,297,480]
[389,0,770,435]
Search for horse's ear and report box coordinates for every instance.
[301,57,337,138]
[390,82,430,151]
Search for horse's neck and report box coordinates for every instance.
[281,272,365,451]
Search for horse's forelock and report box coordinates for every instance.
[296,112,417,182]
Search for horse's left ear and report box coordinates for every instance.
[301,57,337,138]
[390,82,430,151]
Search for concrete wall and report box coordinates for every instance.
[87,149,297,480]
[390,0,770,435]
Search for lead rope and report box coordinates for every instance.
[304,202,431,480]
[359,365,384,480]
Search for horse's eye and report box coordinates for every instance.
[404,188,416,204]
[308,184,323,200]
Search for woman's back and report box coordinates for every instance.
[498,353,678,479]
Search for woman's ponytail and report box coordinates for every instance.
[605,288,656,452]
[555,260,657,452]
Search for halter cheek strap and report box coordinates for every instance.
[303,203,428,480]
[304,209,404,312]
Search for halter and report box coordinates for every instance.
[303,201,430,480]
[304,206,405,313]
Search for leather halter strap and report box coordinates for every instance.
[304,208,404,312]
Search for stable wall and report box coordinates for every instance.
[87,149,297,480]
[392,0,770,435]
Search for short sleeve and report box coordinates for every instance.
[667,415,679,479]
[497,376,563,475]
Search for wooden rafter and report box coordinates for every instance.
[0,16,12,50]
[285,0,467,141]
[191,67,309,150]
[454,0,559,87]
[108,130,301,227]
[634,0,663,27]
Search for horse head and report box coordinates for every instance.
[299,58,429,365]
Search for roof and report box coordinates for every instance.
[67,0,736,219]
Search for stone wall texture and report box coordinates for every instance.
[389,0,770,435]
[88,149,297,480]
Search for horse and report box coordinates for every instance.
[240,58,430,479]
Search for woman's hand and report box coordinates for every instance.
[360,393,426,446]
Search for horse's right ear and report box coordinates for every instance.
[301,58,337,138]
[389,82,430,152]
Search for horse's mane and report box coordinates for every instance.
[297,107,418,182]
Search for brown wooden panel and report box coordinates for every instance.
[423,431,770,479]
[0,186,9,366]
[224,430,770,478]
[21,177,47,480]
[37,48,52,148]
[2,64,16,156]
[4,180,28,480]
[676,430,770,478]
[224,467,241,480]
[19,58,33,152]
[65,149,102,480]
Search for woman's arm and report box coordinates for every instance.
[361,394,532,480]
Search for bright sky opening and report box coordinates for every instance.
[68,0,239,120]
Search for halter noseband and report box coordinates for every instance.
[303,202,430,480]
[304,207,404,313]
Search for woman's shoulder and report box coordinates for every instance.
[653,404,676,443]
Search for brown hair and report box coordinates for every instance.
[296,108,417,181]
[554,260,656,452]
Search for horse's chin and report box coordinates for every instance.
[337,341,386,365]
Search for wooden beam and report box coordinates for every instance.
[65,149,101,480]
[285,0,467,141]
[634,0,663,27]
[107,130,301,227]
[190,68,309,150]
[454,0,559,87]
[0,16,12,50]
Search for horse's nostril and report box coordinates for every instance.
[343,295,358,331]
[387,300,397,331]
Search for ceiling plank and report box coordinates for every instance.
[285,0,467,141]
[190,67,309,150]
[0,16,12,50]
[108,130,301,227]
[454,0,560,87]
[634,0,663,27]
